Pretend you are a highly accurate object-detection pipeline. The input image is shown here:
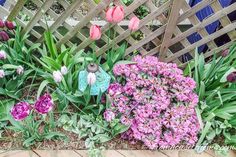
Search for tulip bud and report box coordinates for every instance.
[87,72,96,85]
[105,6,125,23]
[61,66,68,75]
[0,19,4,28]
[90,25,101,40]
[128,16,140,31]
[0,69,5,78]
[227,72,236,83]
[112,6,125,23]
[0,31,9,41]
[0,50,7,59]
[221,49,229,57]
[106,7,114,23]
[16,66,24,75]
[53,70,63,83]
[5,21,15,30]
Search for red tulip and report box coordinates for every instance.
[0,19,4,28]
[5,21,15,30]
[90,25,101,40]
[128,16,140,31]
[106,6,125,23]
[0,31,9,41]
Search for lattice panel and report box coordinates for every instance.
[0,0,17,19]
[6,0,236,65]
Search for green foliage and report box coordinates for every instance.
[0,26,39,100]
[121,0,149,19]
[58,113,128,149]
[185,44,236,150]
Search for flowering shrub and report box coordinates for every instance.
[105,55,200,149]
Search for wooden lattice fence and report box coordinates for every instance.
[5,0,236,65]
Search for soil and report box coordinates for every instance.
[0,128,147,150]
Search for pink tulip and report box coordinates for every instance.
[90,25,101,40]
[106,6,125,23]
[106,7,114,23]
[128,16,140,31]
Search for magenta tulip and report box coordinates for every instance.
[106,6,125,23]
[35,93,54,114]
[90,25,101,40]
[5,21,15,30]
[10,102,31,121]
[0,19,4,28]
[227,72,236,83]
[0,31,9,41]
[128,16,140,31]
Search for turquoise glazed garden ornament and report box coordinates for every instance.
[79,63,111,95]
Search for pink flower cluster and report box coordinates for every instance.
[105,55,200,149]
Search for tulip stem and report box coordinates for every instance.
[92,41,96,61]
[111,30,116,53]
[26,70,38,100]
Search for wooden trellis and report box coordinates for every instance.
[6,0,236,65]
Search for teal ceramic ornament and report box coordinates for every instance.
[78,63,111,95]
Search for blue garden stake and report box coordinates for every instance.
[78,63,111,96]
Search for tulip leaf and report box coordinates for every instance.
[37,80,49,99]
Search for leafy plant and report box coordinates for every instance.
[184,44,236,150]
[0,25,39,100]
[58,113,128,149]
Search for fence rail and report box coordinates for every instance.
[5,0,236,65]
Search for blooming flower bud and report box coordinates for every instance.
[128,16,140,31]
[221,49,229,57]
[60,66,68,75]
[35,93,54,114]
[53,70,63,83]
[0,31,9,41]
[10,102,31,121]
[0,69,5,78]
[0,50,7,59]
[5,21,15,30]
[0,19,4,28]
[87,72,96,85]
[106,6,125,23]
[90,25,101,40]
[227,72,236,83]
[104,109,115,122]
[16,66,24,75]
[106,7,114,23]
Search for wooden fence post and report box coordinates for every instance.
[159,0,184,61]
